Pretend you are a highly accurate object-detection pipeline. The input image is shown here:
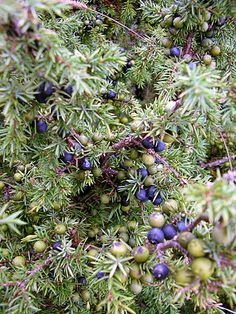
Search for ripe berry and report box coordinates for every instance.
[178,231,195,248]
[63,84,73,97]
[135,188,148,202]
[119,48,126,53]
[54,224,66,235]
[216,16,227,27]
[142,154,155,166]
[210,46,221,57]
[152,192,163,205]
[52,241,62,251]
[107,90,116,99]
[62,151,73,163]
[132,246,149,263]
[12,256,26,267]
[110,242,127,257]
[187,238,205,257]
[80,158,92,170]
[35,82,54,102]
[147,185,156,199]
[177,220,187,232]
[14,173,23,182]
[170,47,180,57]
[137,168,149,179]
[147,228,164,244]
[162,224,177,240]
[77,276,86,285]
[154,140,165,152]
[191,257,214,280]
[96,272,105,279]
[148,212,165,228]
[152,263,169,280]
[121,197,129,206]
[36,120,48,133]
[33,240,47,253]
[130,280,142,294]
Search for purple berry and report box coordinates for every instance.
[153,263,169,280]
[152,192,163,205]
[121,197,129,206]
[177,220,187,232]
[96,272,105,279]
[142,136,154,149]
[63,84,73,97]
[62,151,73,163]
[147,228,164,244]
[135,188,148,202]
[77,276,86,285]
[73,141,82,151]
[107,90,116,99]
[162,224,177,240]
[147,185,156,199]
[137,168,149,179]
[188,62,196,70]
[52,242,62,251]
[170,47,180,57]
[119,48,126,53]
[80,158,92,170]
[36,120,47,133]
[154,140,165,152]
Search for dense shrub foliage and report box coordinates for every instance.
[0,0,235,313]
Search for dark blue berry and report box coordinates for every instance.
[35,82,54,103]
[96,272,105,279]
[121,197,129,206]
[80,158,92,170]
[107,90,116,99]
[36,120,47,133]
[137,168,149,179]
[44,82,54,96]
[120,163,128,171]
[162,224,177,240]
[142,136,154,148]
[152,263,169,280]
[119,48,126,53]
[154,140,165,152]
[147,228,164,244]
[152,192,162,205]
[147,185,156,199]
[206,30,214,38]
[77,276,86,285]
[73,141,82,151]
[112,80,118,86]
[170,47,180,57]
[177,220,187,232]
[52,242,62,251]
[216,17,227,27]
[135,188,148,202]
[63,84,73,97]
[188,62,196,70]
[96,14,101,20]
[62,151,73,163]
[126,60,133,68]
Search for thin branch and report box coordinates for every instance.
[147,149,188,186]
[177,279,201,294]
[185,214,209,232]
[156,240,190,263]
[182,33,193,56]
[200,155,236,168]
[218,129,233,171]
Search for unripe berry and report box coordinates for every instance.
[54,224,67,235]
[187,238,205,257]
[12,256,26,267]
[33,240,47,253]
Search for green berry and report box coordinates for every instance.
[117,170,126,181]
[164,15,173,27]
[92,132,103,142]
[144,176,154,187]
[202,38,213,48]
[130,280,142,294]
[148,212,165,228]
[130,263,142,279]
[123,159,133,168]
[129,149,139,160]
[133,246,149,263]
[14,173,23,182]
[173,17,183,29]
[175,269,194,286]
[211,46,221,57]
[201,21,209,32]
[54,224,66,235]
[203,54,212,65]
[33,240,47,253]
[119,232,129,242]
[12,256,26,267]
[115,270,128,283]
[52,202,61,211]
[77,134,89,146]
[100,194,110,204]
[87,249,99,259]
[191,257,214,280]
[14,191,24,201]
[147,164,158,174]
[0,181,5,190]
[187,238,205,257]
[81,290,90,301]
[161,37,172,48]
[141,273,154,284]
[110,242,127,257]
[162,199,178,214]
[92,167,102,177]
[142,154,155,166]
[178,231,195,248]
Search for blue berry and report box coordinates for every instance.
[135,188,148,202]
[96,272,105,279]
[107,90,116,99]
[154,140,165,152]
[121,197,129,206]
[162,224,177,240]
[170,47,180,57]
[137,168,149,179]
[35,82,54,102]
[152,192,163,205]
[36,120,47,133]
[147,185,156,199]
[188,62,196,70]
[142,136,154,149]
[77,276,86,285]
[44,82,54,96]
[147,228,164,244]
[152,263,169,280]
[63,84,73,97]
[52,242,62,251]
[119,48,126,53]
[80,158,92,170]
[73,141,82,151]
[126,60,133,68]
[62,151,73,163]
[177,220,187,232]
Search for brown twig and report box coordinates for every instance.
[147,149,188,186]
[156,240,190,263]
[112,136,142,150]
[182,33,193,56]
[177,279,201,294]
[185,214,209,232]
[200,155,236,168]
